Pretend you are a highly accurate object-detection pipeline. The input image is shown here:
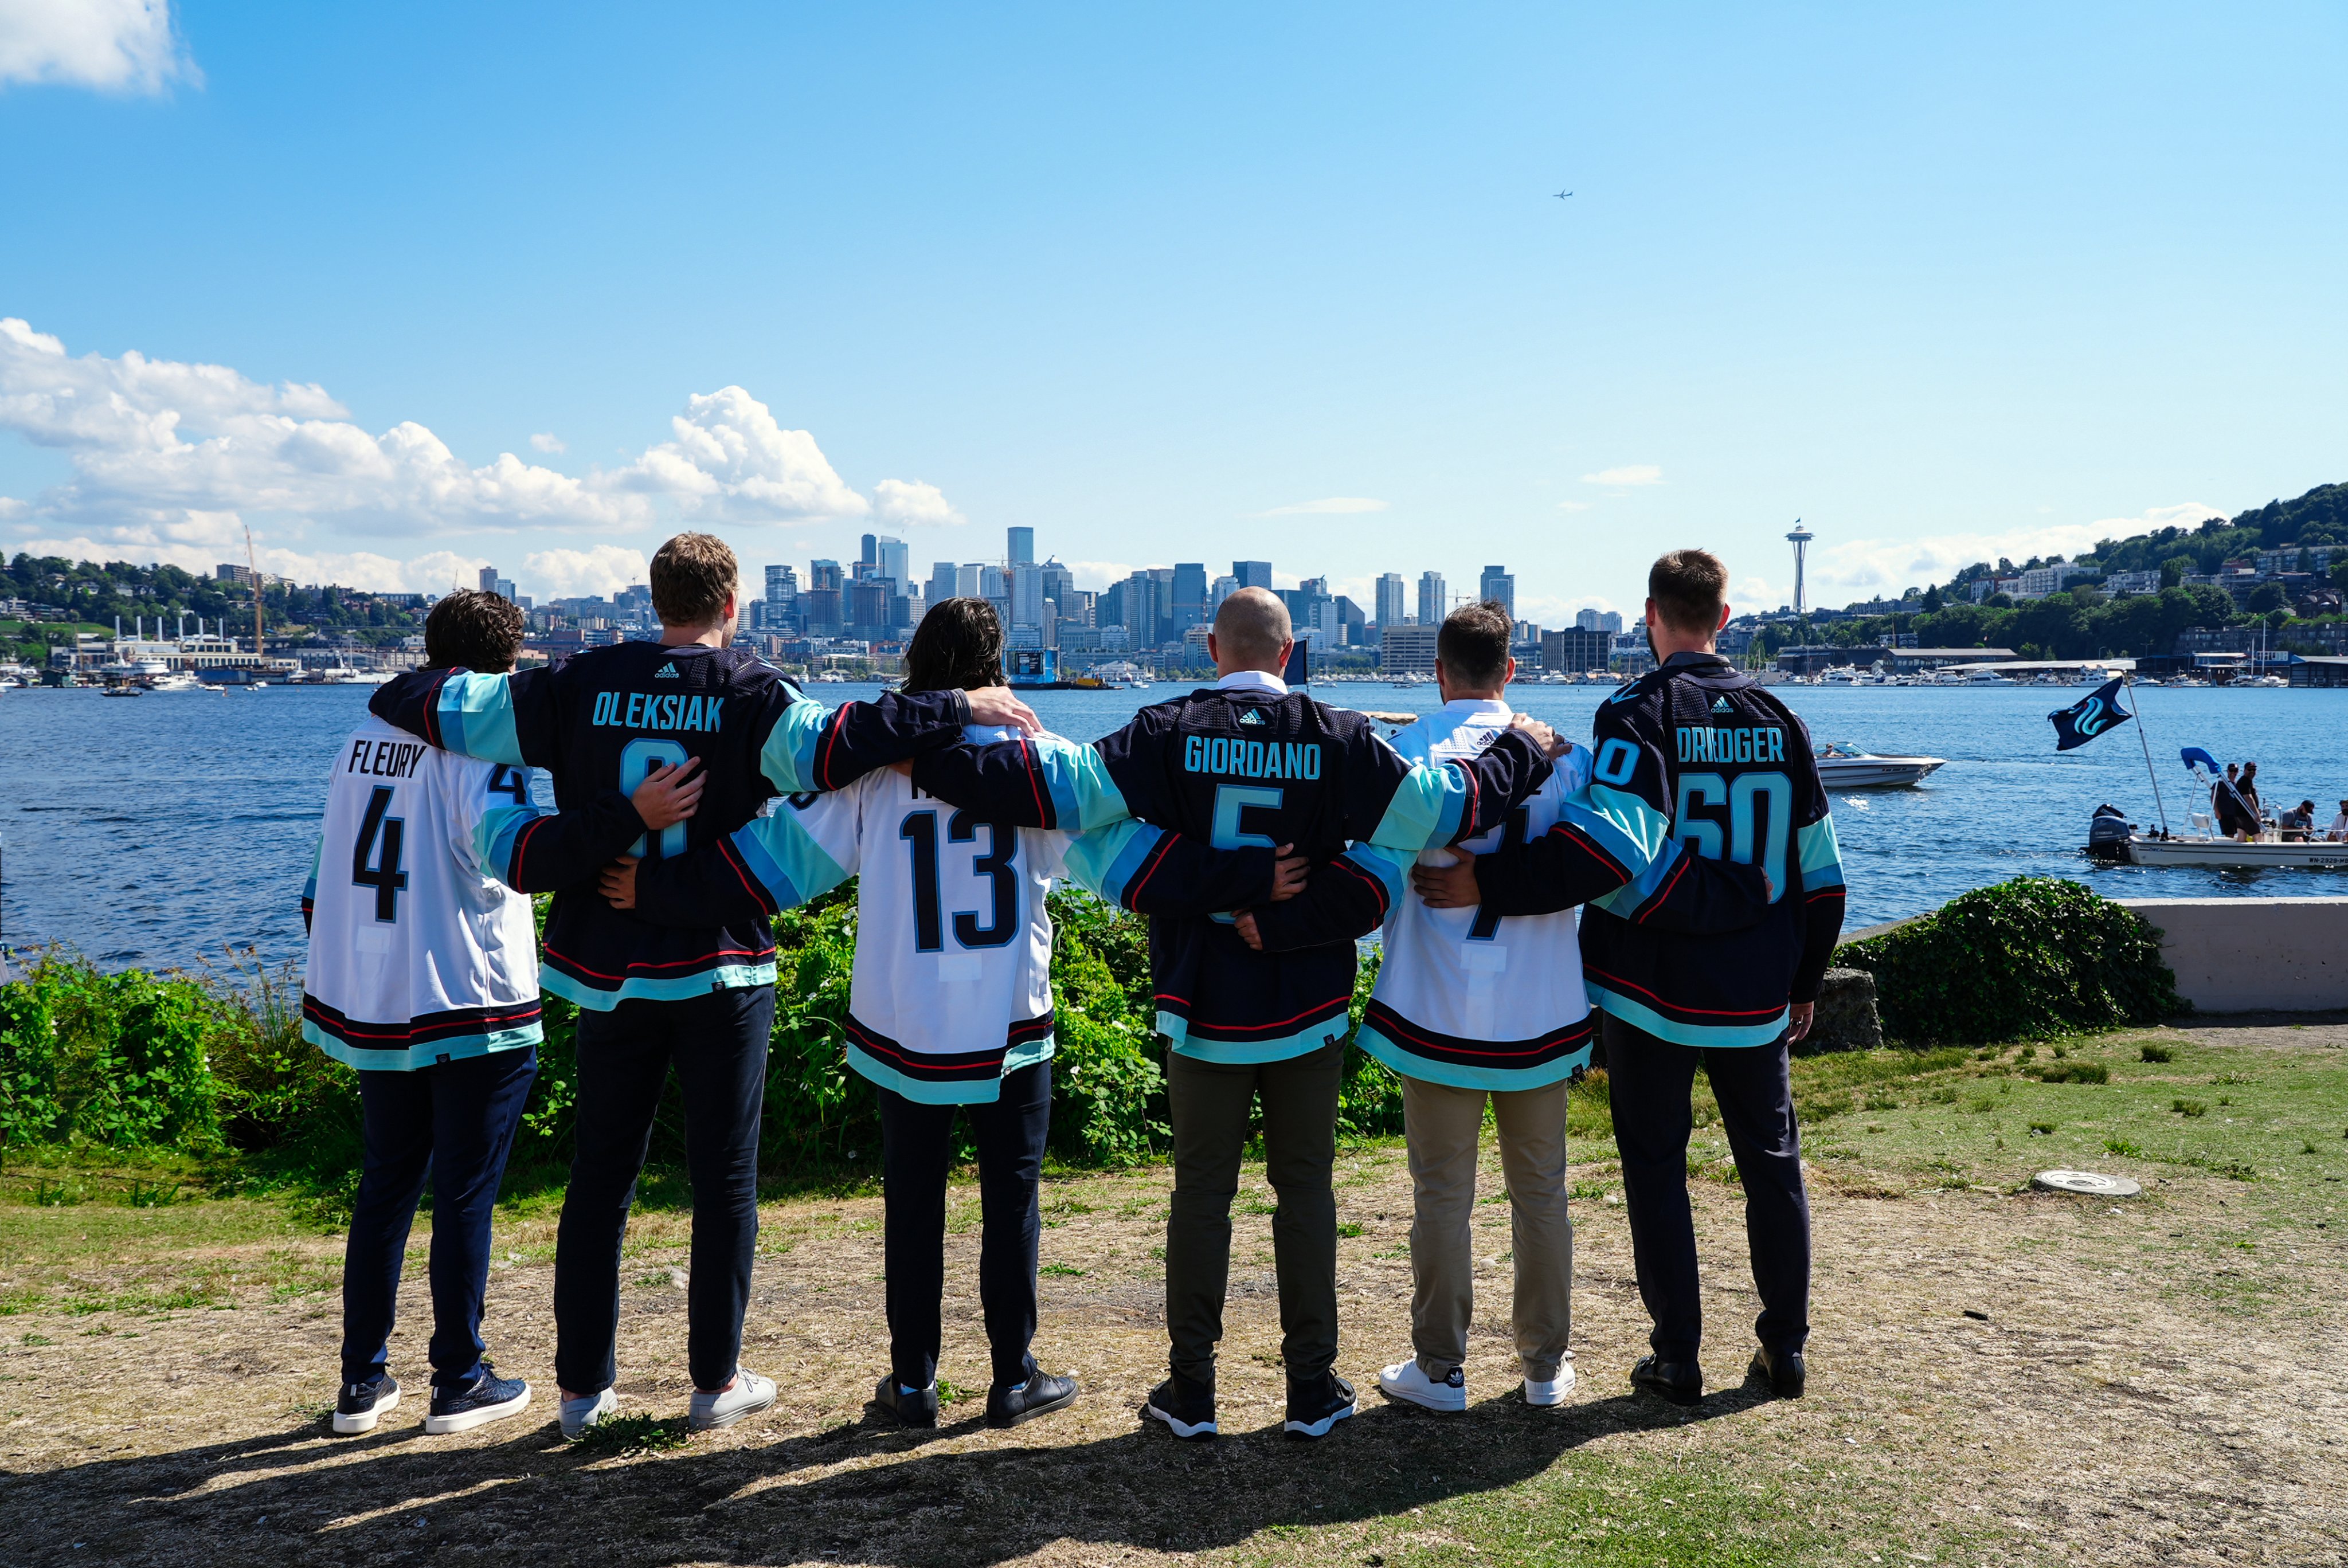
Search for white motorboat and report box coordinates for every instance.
[2120,833,2348,870]
[1814,742,1947,789]
[147,670,205,692]
[1961,668,2017,686]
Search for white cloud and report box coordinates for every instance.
[1258,496,1388,516]
[0,320,957,573]
[522,545,647,601]
[529,432,566,454]
[1747,503,2227,609]
[1580,465,1664,487]
[0,0,196,93]
[872,477,965,528]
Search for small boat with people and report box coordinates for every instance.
[1813,742,1947,789]
[2087,744,2348,869]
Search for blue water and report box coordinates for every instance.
[4,679,2343,974]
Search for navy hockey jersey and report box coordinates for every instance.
[627,724,1274,1103]
[906,671,1555,1063]
[370,645,974,1009]
[1473,652,1845,1048]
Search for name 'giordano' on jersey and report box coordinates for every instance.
[590,691,727,732]
[1676,724,1786,765]
[1181,733,1325,781]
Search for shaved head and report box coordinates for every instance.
[1212,587,1292,672]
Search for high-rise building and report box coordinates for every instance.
[1007,526,1034,567]
[1417,571,1446,626]
[1039,560,1076,613]
[1478,565,1516,622]
[1011,562,1046,628]
[762,565,799,630]
[980,565,1011,626]
[1208,574,1237,615]
[478,566,500,594]
[1172,563,1207,632]
[1576,607,1623,634]
[1542,626,1612,675]
[809,559,843,593]
[875,536,909,588]
[954,562,985,598]
[1380,624,1439,675]
[1232,560,1273,592]
[1118,567,1175,646]
[1336,596,1366,645]
[928,561,958,608]
[1374,572,1407,629]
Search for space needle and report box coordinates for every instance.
[1786,521,1814,615]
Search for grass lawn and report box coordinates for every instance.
[1,1017,2343,1567]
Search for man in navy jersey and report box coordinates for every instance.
[369,534,1041,1437]
[1428,550,1844,1406]
[902,587,1562,1441]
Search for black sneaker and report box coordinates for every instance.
[332,1373,400,1435]
[424,1363,531,1434]
[1141,1369,1218,1440]
[1283,1370,1356,1440]
[1629,1355,1704,1406]
[987,1366,1078,1428]
[874,1373,940,1428]
[1748,1345,1806,1398]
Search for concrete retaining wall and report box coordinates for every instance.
[2116,898,2348,1013]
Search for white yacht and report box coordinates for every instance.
[1813,742,1947,789]
[1961,668,2017,686]
[148,670,205,692]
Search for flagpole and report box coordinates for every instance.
[2123,671,2170,836]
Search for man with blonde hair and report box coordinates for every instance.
[371,532,1042,1436]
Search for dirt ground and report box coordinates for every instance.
[3,1023,2346,1567]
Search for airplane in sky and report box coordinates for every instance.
[1553,189,1572,199]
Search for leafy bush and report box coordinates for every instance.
[1837,877,2182,1045]
[0,980,62,1152]
[0,953,221,1152]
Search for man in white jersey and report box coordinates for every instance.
[604,599,1306,1429]
[305,590,703,1436]
[1270,603,1767,1414]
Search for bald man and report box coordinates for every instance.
[906,587,1561,1441]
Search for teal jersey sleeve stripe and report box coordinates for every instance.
[730,810,854,912]
[433,672,526,765]
[473,803,543,887]
[1797,814,1845,891]
[1365,764,1455,850]
[1060,739,1133,831]
[1342,844,1411,915]
[759,697,833,794]
[1061,818,1163,905]
[1583,782,1673,861]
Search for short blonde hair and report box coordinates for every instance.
[650,532,738,628]
[1213,587,1292,668]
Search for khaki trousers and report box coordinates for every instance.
[1402,1074,1574,1382]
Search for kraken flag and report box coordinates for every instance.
[2049,677,2134,751]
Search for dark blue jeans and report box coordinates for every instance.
[1602,1013,1811,1363]
[341,1045,539,1389]
[553,985,773,1396]
[877,1060,1052,1391]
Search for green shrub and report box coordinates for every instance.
[0,980,62,1154]
[1836,878,2182,1045]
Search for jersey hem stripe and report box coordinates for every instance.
[539,962,777,1010]
[1588,987,1787,1049]
[1356,1025,1591,1092]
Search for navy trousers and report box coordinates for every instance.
[876,1060,1052,1391]
[1602,1012,1810,1363]
[341,1045,539,1389]
[553,985,773,1396]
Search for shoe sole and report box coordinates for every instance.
[987,1383,1078,1429]
[1141,1401,1218,1440]
[1375,1378,1466,1413]
[690,1386,777,1432]
[1522,1373,1578,1407]
[424,1389,530,1435]
[1283,1401,1357,1439]
[332,1389,399,1435]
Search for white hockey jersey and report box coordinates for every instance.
[303,717,643,1072]
[625,724,1274,1104]
[1354,699,1596,1091]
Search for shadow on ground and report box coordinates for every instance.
[2,1383,1775,1566]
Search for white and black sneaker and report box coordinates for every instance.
[560,1386,617,1439]
[332,1373,400,1434]
[1141,1370,1218,1441]
[424,1364,531,1434]
[1284,1370,1357,1440]
[1377,1357,1467,1413]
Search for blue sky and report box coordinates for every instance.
[2,1,2342,621]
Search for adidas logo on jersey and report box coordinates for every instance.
[1238,708,1266,726]
[655,663,680,679]
[1711,696,1732,714]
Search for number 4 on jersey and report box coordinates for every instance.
[351,785,409,922]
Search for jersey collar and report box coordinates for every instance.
[1216,668,1289,696]
[1661,650,1733,671]
[1442,696,1512,719]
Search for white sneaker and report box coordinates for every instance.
[689,1368,776,1431]
[559,1386,617,1439]
[1523,1364,1578,1406]
[1376,1357,1468,1413]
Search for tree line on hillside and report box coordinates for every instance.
[3,554,425,651]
